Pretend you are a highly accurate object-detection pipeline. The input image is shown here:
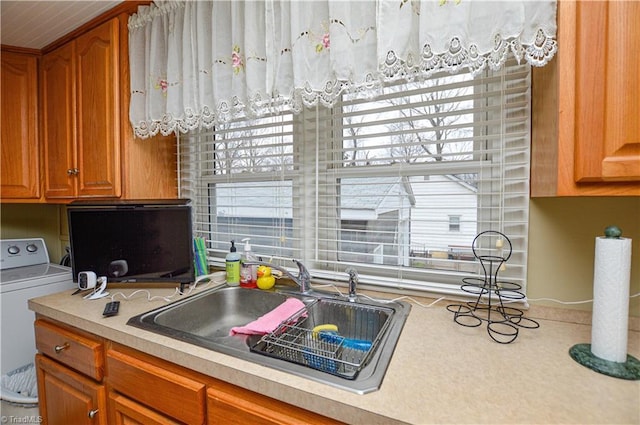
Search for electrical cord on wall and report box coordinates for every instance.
[526,292,640,305]
[309,283,640,310]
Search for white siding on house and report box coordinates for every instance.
[409,175,477,254]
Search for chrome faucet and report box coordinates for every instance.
[244,259,312,294]
[345,267,359,302]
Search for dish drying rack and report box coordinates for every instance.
[250,299,392,380]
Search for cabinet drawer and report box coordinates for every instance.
[34,319,104,381]
[207,382,344,425]
[106,348,206,425]
[109,392,180,425]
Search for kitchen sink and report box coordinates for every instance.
[127,285,411,394]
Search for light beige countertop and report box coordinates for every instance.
[29,284,640,424]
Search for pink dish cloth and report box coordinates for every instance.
[229,298,306,336]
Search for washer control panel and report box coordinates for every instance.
[0,238,50,270]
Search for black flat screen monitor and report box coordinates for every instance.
[67,201,195,285]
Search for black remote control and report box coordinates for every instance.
[103,301,120,317]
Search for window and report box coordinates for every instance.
[179,59,531,297]
[449,216,461,232]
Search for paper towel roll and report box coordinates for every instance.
[591,236,632,363]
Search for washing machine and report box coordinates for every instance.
[0,238,74,407]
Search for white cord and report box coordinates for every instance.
[108,271,227,303]
[310,283,640,309]
[109,288,182,303]
[526,297,592,305]
[528,292,640,305]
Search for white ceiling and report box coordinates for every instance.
[1,1,124,50]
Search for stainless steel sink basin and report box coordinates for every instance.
[151,286,294,339]
[127,286,411,394]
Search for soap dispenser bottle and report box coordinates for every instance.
[240,238,257,288]
[225,240,241,286]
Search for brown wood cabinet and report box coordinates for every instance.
[107,344,343,425]
[35,318,342,425]
[1,51,40,199]
[34,319,107,424]
[531,0,640,196]
[41,18,121,200]
[107,347,206,424]
[39,13,177,202]
[36,355,106,425]
[1,4,178,204]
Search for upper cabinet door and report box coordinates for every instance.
[531,0,640,196]
[573,0,640,183]
[75,18,121,198]
[1,52,40,199]
[42,42,77,199]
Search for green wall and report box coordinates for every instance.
[528,197,640,316]
[0,204,64,263]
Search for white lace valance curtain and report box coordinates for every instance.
[129,0,557,139]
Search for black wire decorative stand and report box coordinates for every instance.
[446,231,540,344]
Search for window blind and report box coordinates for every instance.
[179,113,304,262]
[313,60,531,295]
[179,58,532,298]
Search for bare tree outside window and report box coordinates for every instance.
[209,117,294,176]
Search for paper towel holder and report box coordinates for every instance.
[569,344,639,380]
[569,226,640,380]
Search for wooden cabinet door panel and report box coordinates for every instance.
[109,392,181,425]
[41,42,77,198]
[1,52,40,198]
[531,0,640,196]
[36,354,106,425]
[574,0,640,182]
[75,18,121,197]
[107,348,206,424]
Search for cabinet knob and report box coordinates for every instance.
[67,168,79,175]
[54,342,70,354]
[88,409,99,419]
